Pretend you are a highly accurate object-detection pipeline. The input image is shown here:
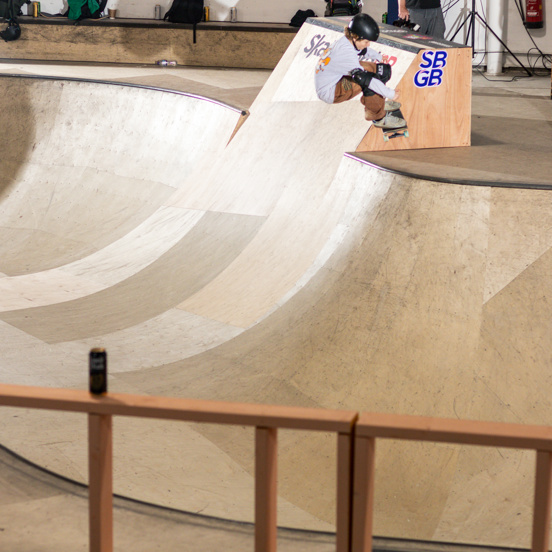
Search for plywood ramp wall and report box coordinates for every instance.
[357,40,472,152]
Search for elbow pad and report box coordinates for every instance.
[374,63,392,83]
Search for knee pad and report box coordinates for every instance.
[351,68,376,96]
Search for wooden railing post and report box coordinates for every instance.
[532,450,552,552]
[255,426,278,552]
[88,413,113,552]
[351,436,376,552]
[336,431,354,552]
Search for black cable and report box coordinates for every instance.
[513,0,524,20]
[473,66,534,82]
[441,0,461,18]
[526,48,551,72]
[513,0,551,71]
[523,29,551,67]
[477,0,486,20]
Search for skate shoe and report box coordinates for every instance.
[384,100,401,112]
[373,112,406,130]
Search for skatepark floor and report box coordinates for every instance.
[0,58,550,551]
[0,443,499,552]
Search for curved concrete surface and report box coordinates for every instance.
[0,445,336,552]
[1,22,552,549]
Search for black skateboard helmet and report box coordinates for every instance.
[0,19,20,42]
[348,13,379,42]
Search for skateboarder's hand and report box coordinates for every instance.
[393,89,401,101]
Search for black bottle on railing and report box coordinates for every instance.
[89,348,107,395]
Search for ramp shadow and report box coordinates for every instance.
[0,76,35,200]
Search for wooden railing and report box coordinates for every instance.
[1,383,552,552]
[352,412,552,552]
[0,383,357,552]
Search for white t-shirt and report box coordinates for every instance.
[314,36,394,104]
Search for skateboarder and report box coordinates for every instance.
[315,13,405,130]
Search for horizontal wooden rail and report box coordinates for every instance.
[356,411,552,451]
[0,383,356,432]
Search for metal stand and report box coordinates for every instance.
[450,0,532,76]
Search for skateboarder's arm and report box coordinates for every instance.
[398,0,409,19]
[369,78,395,99]
[360,47,383,63]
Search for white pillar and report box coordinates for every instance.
[486,0,505,75]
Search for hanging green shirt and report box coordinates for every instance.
[67,0,100,20]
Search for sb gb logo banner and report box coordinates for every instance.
[414,51,448,87]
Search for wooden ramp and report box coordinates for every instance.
[356,22,472,152]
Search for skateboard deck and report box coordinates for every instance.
[382,108,409,142]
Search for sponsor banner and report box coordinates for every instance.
[414,50,448,88]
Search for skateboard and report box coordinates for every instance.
[382,108,409,142]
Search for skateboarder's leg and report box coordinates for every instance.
[334,72,405,130]
[363,94,406,129]
[361,94,386,121]
[333,76,362,104]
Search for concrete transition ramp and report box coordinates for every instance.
[1,20,552,549]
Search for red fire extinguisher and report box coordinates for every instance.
[525,0,544,29]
